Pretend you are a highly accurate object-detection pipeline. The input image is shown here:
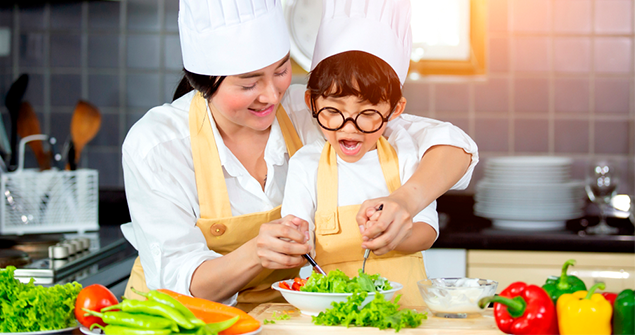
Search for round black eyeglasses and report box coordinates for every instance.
[311,102,395,134]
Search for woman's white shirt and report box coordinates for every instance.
[121,84,478,305]
[121,89,322,306]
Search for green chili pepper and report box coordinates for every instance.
[613,288,635,335]
[174,316,239,335]
[90,324,172,335]
[103,299,195,330]
[542,259,587,304]
[131,287,205,327]
[200,315,239,334]
[82,308,177,331]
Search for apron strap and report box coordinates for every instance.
[315,142,339,234]
[276,104,303,158]
[315,136,401,235]
[377,136,401,193]
[189,92,232,218]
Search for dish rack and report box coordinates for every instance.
[0,135,99,235]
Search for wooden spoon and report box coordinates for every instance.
[17,101,50,170]
[69,100,101,168]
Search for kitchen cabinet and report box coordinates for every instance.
[425,248,467,278]
[467,250,635,294]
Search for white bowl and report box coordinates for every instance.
[271,280,403,316]
[418,278,498,318]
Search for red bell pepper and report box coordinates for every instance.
[479,281,559,335]
[601,291,618,333]
[601,292,618,306]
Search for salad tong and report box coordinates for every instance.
[361,204,383,274]
[303,254,326,275]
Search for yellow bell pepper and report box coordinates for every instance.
[557,282,612,335]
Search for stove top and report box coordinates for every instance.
[1,226,130,285]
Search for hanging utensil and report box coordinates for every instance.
[48,136,63,170]
[66,100,101,170]
[4,74,29,171]
[66,140,76,170]
[17,101,50,170]
[361,204,383,274]
[0,106,11,165]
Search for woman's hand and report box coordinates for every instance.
[356,197,414,256]
[254,215,311,269]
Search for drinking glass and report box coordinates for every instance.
[585,160,619,235]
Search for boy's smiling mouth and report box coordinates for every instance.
[339,139,362,156]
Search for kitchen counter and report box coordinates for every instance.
[435,194,634,253]
[74,225,137,296]
[249,303,504,334]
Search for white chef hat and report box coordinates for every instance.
[178,0,290,76]
[311,0,412,85]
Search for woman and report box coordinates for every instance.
[121,0,477,312]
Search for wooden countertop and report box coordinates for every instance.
[249,303,505,334]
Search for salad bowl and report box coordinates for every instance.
[272,279,403,316]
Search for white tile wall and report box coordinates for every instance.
[554,38,591,73]
[554,0,593,33]
[595,0,633,34]
[414,0,634,196]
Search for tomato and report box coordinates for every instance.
[279,281,291,290]
[291,277,307,291]
[74,284,119,327]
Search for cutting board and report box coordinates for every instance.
[249,303,506,335]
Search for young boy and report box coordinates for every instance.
[281,0,476,306]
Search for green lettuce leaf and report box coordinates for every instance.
[312,292,426,332]
[0,266,82,332]
[300,269,392,293]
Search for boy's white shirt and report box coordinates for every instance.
[281,124,443,243]
[120,84,478,306]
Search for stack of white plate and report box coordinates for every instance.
[474,156,585,231]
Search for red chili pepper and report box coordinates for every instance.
[601,292,618,306]
[479,282,559,335]
[279,281,291,290]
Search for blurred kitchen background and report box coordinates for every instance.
[0,0,633,195]
[0,0,632,294]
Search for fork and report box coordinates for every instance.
[361,204,383,274]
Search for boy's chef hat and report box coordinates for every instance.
[179,0,290,76]
[311,0,412,85]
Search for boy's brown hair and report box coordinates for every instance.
[307,51,402,111]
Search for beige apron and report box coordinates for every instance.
[124,92,303,312]
[314,137,426,306]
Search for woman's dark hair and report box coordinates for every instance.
[307,51,402,111]
[172,68,226,101]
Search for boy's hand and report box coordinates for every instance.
[254,215,311,269]
[357,197,414,255]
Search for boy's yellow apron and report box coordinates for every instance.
[124,92,303,312]
[314,137,426,306]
